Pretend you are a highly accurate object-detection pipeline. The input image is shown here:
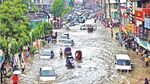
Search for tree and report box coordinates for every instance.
[9,40,20,57]
[50,0,64,17]
[42,22,53,35]
[62,7,72,17]
[0,0,30,61]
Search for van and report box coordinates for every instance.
[115,54,133,71]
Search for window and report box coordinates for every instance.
[137,1,142,8]
[40,70,55,77]
[117,60,131,66]
[37,0,40,3]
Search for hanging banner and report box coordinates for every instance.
[134,10,144,22]
[144,18,150,29]
[142,8,150,17]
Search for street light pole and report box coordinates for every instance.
[118,0,122,46]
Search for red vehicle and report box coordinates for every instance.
[75,50,82,62]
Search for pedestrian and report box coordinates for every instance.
[59,48,63,59]
[111,28,113,39]
[51,50,54,59]
[55,32,57,38]
[12,74,18,84]
[66,33,69,38]
[18,52,22,61]
[26,51,29,59]
[144,55,149,67]
[136,48,138,55]
[145,78,149,84]
[21,60,26,73]
[11,56,15,68]
[1,64,6,76]
[28,45,30,52]
[13,65,19,72]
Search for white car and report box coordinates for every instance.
[115,54,133,71]
[60,39,74,47]
[40,49,54,59]
[58,35,70,42]
[38,67,56,83]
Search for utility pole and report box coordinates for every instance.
[101,0,103,18]
[104,0,107,19]
[108,0,111,18]
[108,0,113,38]
[118,0,122,46]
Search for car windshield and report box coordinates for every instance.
[41,50,51,56]
[62,40,72,44]
[60,36,68,39]
[40,70,55,77]
[117,60,131,66]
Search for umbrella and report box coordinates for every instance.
[13,70,21,74]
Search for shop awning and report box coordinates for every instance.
[137,39,150,51]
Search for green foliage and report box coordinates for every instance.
[62,7,72,17]
[30,46,37,54]
[9,40,19,55]
[0,37,7,52]
[42,22,53,35]
[31,28,40,42]
[0,0,30,60]
[41,40,46,47]
[50,0,64,17]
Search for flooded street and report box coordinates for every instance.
[20,19,129,84]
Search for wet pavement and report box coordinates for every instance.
[19,19,130,84]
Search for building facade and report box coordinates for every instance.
[32,0,53,13]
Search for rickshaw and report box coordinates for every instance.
[66,55,74,69]
[75,50,82,62]
[64,47,72,57]
[51,34,57,42]
[87,25,94,33]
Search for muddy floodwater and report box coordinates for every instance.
[20,19,129,84]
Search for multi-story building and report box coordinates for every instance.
[134,0,150,50]
[31,0,53,13]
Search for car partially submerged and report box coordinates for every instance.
[80,24,97,33]
[60,39,74,47]
[39,49,54,59]
[115,54,133,72]
[58,35,70,42]
[38,67,56,83]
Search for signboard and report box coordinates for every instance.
[144,18,150,29]
[134,10,144,22]
[126,24,132,32]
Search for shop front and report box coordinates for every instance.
[144,18,150,43]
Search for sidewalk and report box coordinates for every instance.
[98,20,150,83]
